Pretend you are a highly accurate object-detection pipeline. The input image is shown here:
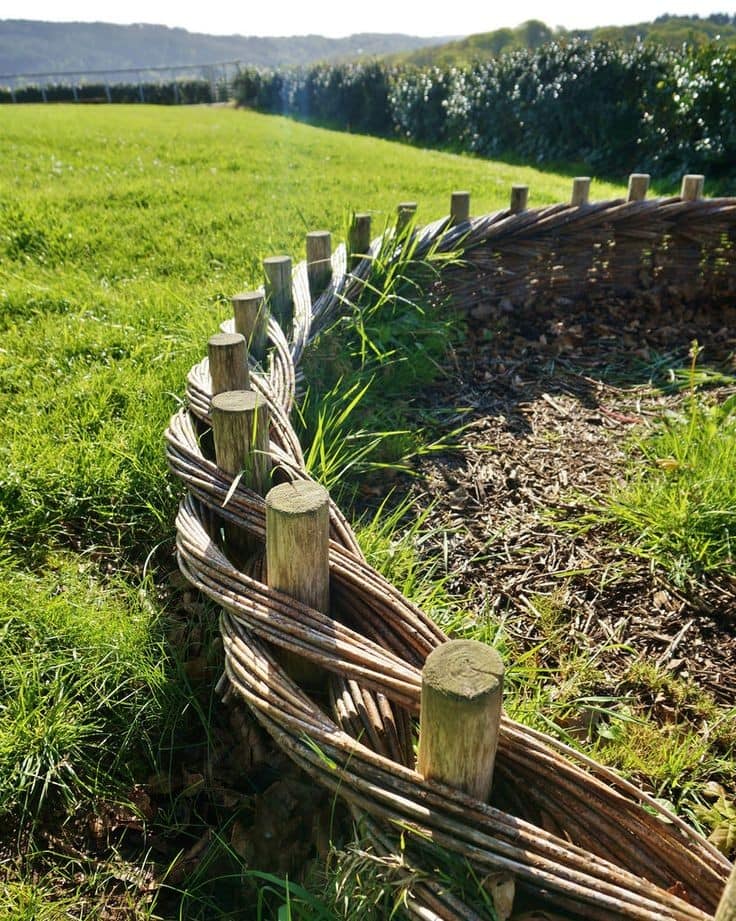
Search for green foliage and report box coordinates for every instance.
[396,15,736,67]
[0,104,602,915]
[296,214,465,495]
[234,39,736,180]
[604,346,736,587]
[0,80,215,106]
[0,552,166,820]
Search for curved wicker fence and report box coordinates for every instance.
[167,181,735,920]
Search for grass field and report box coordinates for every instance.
[1,104,725,918]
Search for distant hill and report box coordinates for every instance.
[0,20,452,77]
[394,14,736,66]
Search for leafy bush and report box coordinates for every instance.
[0,79,214,106]
[232,41,736,180]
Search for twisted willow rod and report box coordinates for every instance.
[167,198,733,919]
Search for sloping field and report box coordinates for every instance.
[2,104,693,918]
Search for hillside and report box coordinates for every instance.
[0,20,450,76]
[396,14,736,65]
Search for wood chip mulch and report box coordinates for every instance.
[369,293,736,716]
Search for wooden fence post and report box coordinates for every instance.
[266,480,330,688]
[450,191,471,224]
[715,861,736,921]
[208,332,249,397]
[232,290,268,364]
[263,255,293,330]
[417,640,505,800]
[510,185,529,214]
[396,202,417,235]
[306,230,332,300]
[627,173,650,202]
[571,177,591,206]
[348,213,372,270]
[681,174,705,201]
[211,390,271,563]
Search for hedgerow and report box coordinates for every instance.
[233,40,736,179]
[0,79,216,105]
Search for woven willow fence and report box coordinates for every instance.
[167,174,736,920]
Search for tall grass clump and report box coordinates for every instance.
[297,215,464,497]
[0,550,166,823]
[606,344,736,586]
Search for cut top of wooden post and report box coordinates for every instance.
[266,480,330,616]
[263,255,293,328]
[571,177,591,207]
[348,213,372,268]
[208,332,248,396]
[681,174,705,201]
[306,230,332,300]
[418,639,505,801]
[510,185,529,214]
[627,173,650,201]
[232,290,268,364]
[450,191,471,224]
[396,202,417,235]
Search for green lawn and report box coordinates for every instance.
[0,103,641,917]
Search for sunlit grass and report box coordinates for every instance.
[0,104,666,916]
[605,346,736,587]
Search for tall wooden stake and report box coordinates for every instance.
[211,390,271,564]
[306,230,332,300]
[510,185,529,214]
[571,177,591,206]
[627,173,650,202]
[348,213,372,270]
[208,332,248,397]
[263,255,293,329]
[681,174,705,201]
[396,202,417,235]
[450,191,471,224]
[266,480,330,688]
[232,290,268,364]
[418,639,505,800]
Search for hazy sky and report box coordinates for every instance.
[2,1,731,37]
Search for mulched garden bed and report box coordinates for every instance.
[383,291,736,713]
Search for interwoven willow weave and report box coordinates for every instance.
[167,197,735,920]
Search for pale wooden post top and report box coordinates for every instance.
[450,191,471,224]
[418,639,505,801]
[510,185,529,214]
[627,173,650,201]
[208,331,248,396]
[571,177,591,206]
[681,174,705,201]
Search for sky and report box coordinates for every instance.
[2,1,732,37]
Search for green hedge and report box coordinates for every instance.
[0,79,217,105]
[233,41,736,179]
